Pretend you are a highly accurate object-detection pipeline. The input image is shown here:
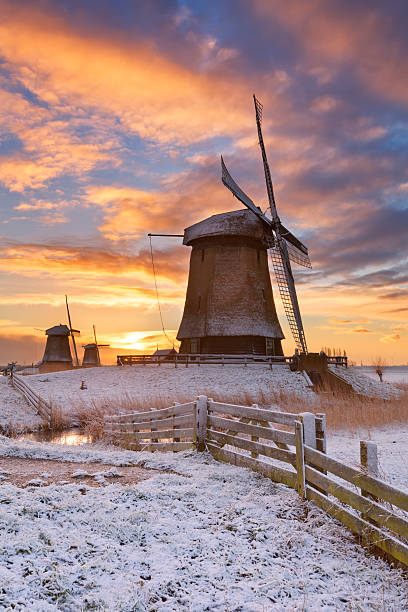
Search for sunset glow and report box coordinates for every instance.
[0,0,407,364]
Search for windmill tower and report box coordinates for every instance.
[39,324,74,373]
[177,209,284,355]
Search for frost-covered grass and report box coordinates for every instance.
[0,449,407,611]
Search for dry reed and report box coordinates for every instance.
[70,384,408,438]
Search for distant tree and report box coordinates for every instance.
[372,356,387,382]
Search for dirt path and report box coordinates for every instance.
[0,456,164,487]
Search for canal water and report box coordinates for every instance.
[18,427,94,445]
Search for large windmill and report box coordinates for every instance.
[221,95,311,354]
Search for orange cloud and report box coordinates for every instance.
[380,334,401,344]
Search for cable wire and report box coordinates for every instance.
[149,235,176,347]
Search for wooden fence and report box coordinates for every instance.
[105,395,407,567]
[117,353,348,368]
[11,373,52,423]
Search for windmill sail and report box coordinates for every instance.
[221,156,273,229]
[253,94,308,353]
[221,96,310,353]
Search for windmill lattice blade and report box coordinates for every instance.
[269,246,307,353]
[286,241,312,268]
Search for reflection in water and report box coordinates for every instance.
[18,427,93,445]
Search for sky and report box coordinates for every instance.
[0,0,407,365]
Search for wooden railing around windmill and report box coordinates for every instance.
[116,353,348,368]
[104,396,407,567]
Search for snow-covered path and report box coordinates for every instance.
[0,441,406,611]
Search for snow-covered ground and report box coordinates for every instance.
[357,366,408,385]
[0,377,42,433]
[327,426,408,492]
[329,366,402,399]
[26,364,315,413]
[0,439,407,611]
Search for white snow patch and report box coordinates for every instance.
[329,366,401,399]
[0,448,406,610]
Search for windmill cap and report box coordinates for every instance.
[83,343,97,349]
[45,324,71,336]
[183,209,270,246]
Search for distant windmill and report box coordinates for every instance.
[82,325,110,367]
[221,95,311,354]
[65,295,80,366]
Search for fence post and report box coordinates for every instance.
[250,404,259,458]
[173,401,181,442]
[151,408,158,444]
[196,395,207,451]
[295,420,306,498]
[315,413,327,453]
[299,412,316,449]
[360,441,379,501]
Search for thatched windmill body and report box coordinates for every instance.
[177,209,284,355]
[39,324,74,373]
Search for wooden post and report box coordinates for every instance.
[299,412,316,449]
[185,355,189,368]
[196,395,207,451]
[174,354,177,368]
[244,356,247,367]
[173,401,181,442]
[315,413,327,453]
[295,420,306,498]
[151,408,158,444]
[360,441,379,502]
[250,404,259,458]
[269,357,273,370]
[314,413,328,495]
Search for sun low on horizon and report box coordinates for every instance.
[0,0,407,366]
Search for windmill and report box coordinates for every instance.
[82,325,110,367]
[221,95,311,354]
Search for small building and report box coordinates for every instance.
[152,348,177,362]
[39,324,73,373]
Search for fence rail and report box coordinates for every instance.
[104,395,406,567]
[11,373,51,423]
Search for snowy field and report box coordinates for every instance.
[23,363,397,415]
[26,364,315,413]
[0,438,407,611]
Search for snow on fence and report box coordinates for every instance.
[10,372,52,424]
[105,396,408,567]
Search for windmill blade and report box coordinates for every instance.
[285,241,312,268]
[269,245,308,353]
[221,156,273,230]
[253,95,279,223]
[65,294,80,367]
